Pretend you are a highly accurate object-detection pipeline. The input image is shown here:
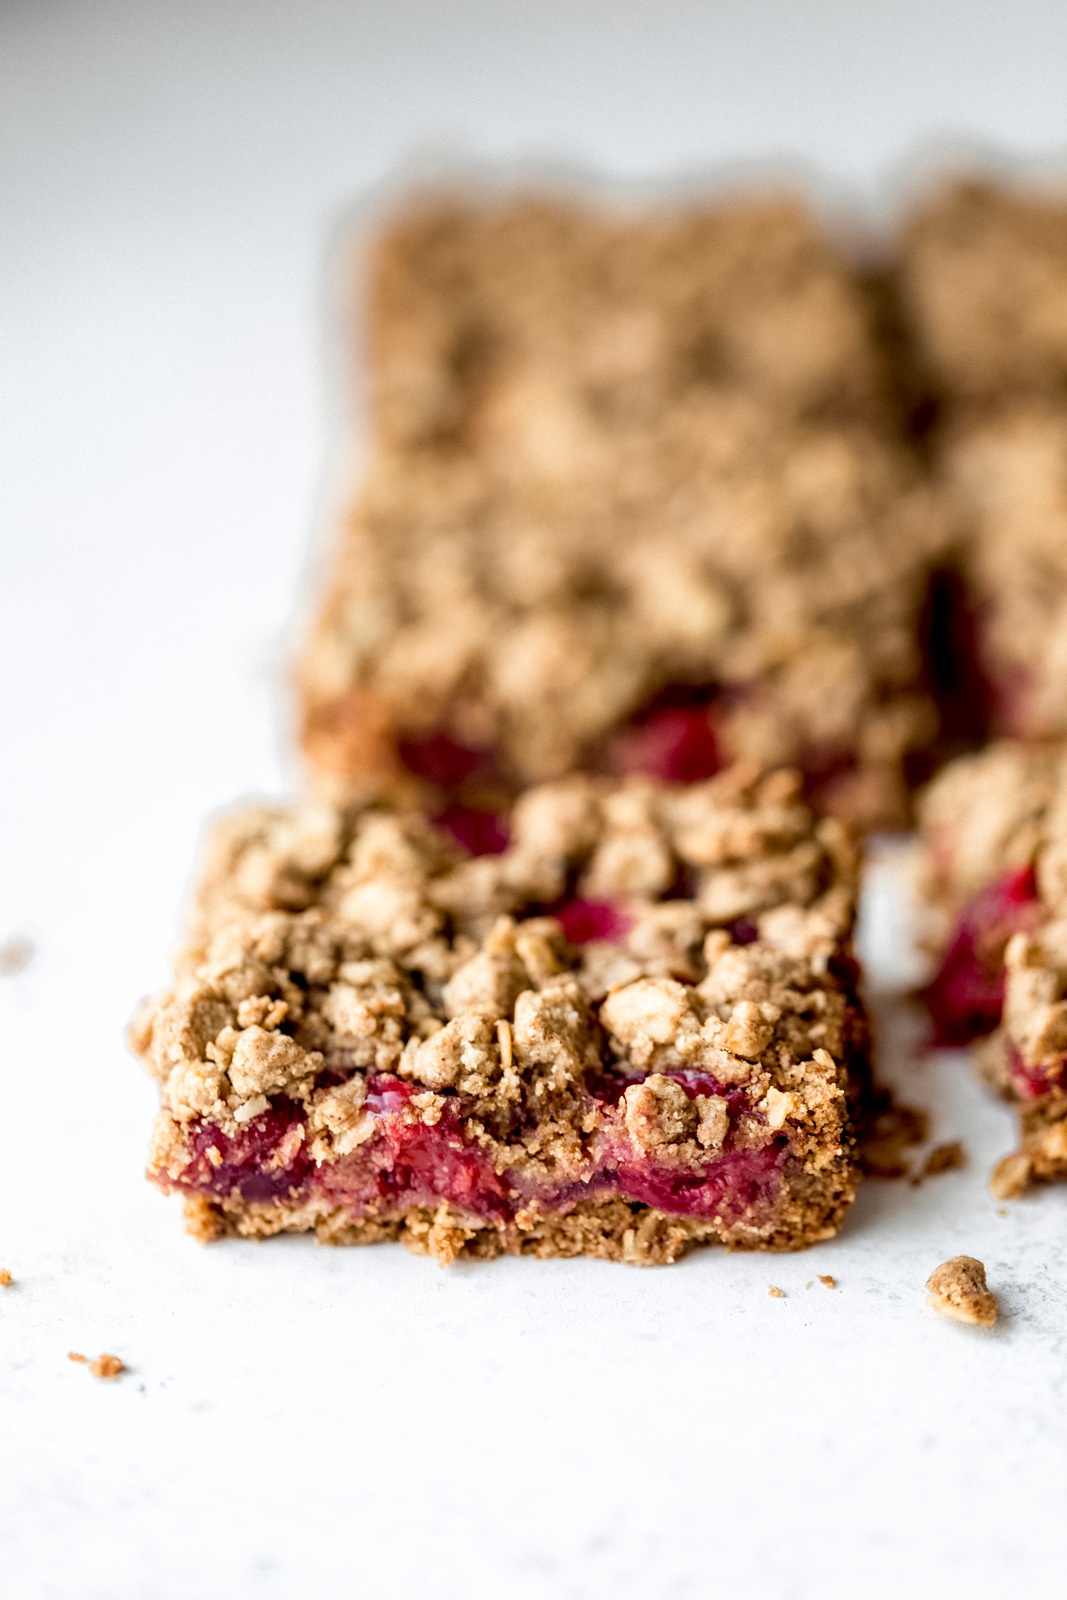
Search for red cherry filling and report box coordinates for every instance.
[606,1139,785,1222]
[184,1106,312,1204]
[158,1070,783,1228]
[1005,1044,1067,1101]
[433,804,509,857]
[319,1091,513,1221]
[609,700,720,784]
[923,865,1040,1046]
[397,731,492,789]
[555,897,633,945]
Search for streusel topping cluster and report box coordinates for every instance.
[132,769,859,1183]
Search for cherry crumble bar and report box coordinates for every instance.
[129,767,870,1264]
[898,181,1067,747]
[300,193,951,833]
[918,741,1067,1194]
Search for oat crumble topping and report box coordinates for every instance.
[300,192,951,831]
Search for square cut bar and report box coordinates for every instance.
[300,192,950,831]
[897,181,1067,745]
[937,401,1067,743]
[130,766,871,1264]
[918,741,1067,1193]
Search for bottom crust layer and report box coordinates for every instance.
[182,1172,855,1266]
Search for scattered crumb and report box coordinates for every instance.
[768,1285,786,1298]
[997,1207,1009,1217]
[0,1269,12,1288]
[990,1150,1033,1200]
[805,1280,813,1289]
[860,1098,929,1179]
[925,1256,998,1328]
[818,1274,836,1289]
[912,1140,966,1185]
[68,1350,126,1378]
[89,1353,126,1380]
[0,936,33,976]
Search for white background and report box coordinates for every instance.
[4,4,1067,1596]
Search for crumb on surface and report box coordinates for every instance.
[915,1140,966,1183]
[0,1269,12,1288]
[819,1274,836,1288]
[925,1255,998,1328]
[990,1150,1034,1200]
[0,936,33,975]
[860,1098,929,1179]
[68,1350,126,1378]
[768,1284,786,1298]
[89,1353,126,1380]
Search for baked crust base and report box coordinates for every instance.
[183,1166,857,1266]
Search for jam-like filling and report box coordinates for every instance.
[554,897,634,945]
[1005,1043,1067,1102]
[156,1070,786,1228]
[432,804,510,857]
[392,702,877,826]
[608,696,721,784]
[397,731,496,790]
[923,865,1040,1046]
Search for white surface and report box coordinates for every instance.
[4,6,1067,1597]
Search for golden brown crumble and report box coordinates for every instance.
[768,1284,786,1298]
[925,1256,998,1328]
[900,179,1067,401]
[369,192,888,449]
[818,1273,836,1288]
[990,1152,1033,1201]
[858,1099,929,1180]
[921,1145,966,1184]
[918,1141,966,1181]
[68,1351,126,1378]
[90,1354,126,1380]
[132,768,870,1260]
[300,192,951,831]
[0,1269,11,1288]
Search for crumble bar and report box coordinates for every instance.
[300,192,951,831]
[898,181,1067,745]
[130,766,872,1264]
[918,741,1067,1191]
[937,401,1067,743]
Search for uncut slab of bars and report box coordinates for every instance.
[130,768,871,1263]
[919,741,1067,1196]
[300,191,950,833]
